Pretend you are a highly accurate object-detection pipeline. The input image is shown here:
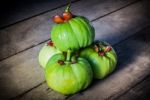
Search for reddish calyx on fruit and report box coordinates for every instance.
[58,60,65,65]
[47,41,54,46]
[99,52,105,56]
[53,15,64,24]
[104,46,112,53]
[63,12,73,21]
[94,44,112,56]
[63,3,73,21]
[52,4,73,23]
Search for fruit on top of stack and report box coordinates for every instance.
[51,4,95,51]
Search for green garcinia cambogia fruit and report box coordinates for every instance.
[38,41,61,68]
[45,50,93,95]
[51,6,95,52]
[80,41,117,79]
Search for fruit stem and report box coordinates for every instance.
[66,49,72,61]
[65,3,71,12]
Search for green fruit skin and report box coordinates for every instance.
[80,41,117,79]
[45,54,93,95]
[38,43,61,69]
[51,16,95,51]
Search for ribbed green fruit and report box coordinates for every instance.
[38,42,61,68]
[80,41,117,79]
[51,16,95,51]
[45,53,93,95]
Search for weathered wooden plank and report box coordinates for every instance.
[93,0,150,44]
[117,75,150,100]
[0,1,150,100]
[10,1,150,99]
[0,0,77,28]
[68,26,150,100]
[0,0,138,60]
[14,23,150,100]
[14,83,67,100]
[0,44,45,100]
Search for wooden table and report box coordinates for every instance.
[0,0,150,100]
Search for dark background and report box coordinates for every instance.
[0,0,150,100]
[0,0,70,28]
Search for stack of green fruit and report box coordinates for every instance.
[38,5,117,95]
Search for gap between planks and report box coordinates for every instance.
[0,0,149,99]
[0,0,140,61]
[91,0,140,22]
[114,74,150,100]
[13,25,150,100]
[0,0,80,29]
[68,26,150,100]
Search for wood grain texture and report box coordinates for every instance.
[7,2,150,100]
[0,44,45,100]
[68,25,150,100]
[93,0,150,44]
[14,83,67,100]
[0,0,77,28]
[116,75,150,100]
[0,0,150,100]
[0,0,138,61]
[15,24,150,100]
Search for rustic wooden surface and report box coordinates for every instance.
[0,0,77,28]
[0,0,150,100]
[68,27,150,100]
[14,26,150,100]
[0,0,138,61]
[117,75,150,100]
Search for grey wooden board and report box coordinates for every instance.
[0,1,148,100]
[68,25,150,100]
[0,0,138,61]
[117,75,150,100]
[0,44,45,100]
[14,83,67,100]
[0,0,77,28]
[93,0,150,43]
[15,22,150,100]
[0,2,148,98]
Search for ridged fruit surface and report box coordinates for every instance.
[38,42,61,68]
[45,53,93,95]
[51,16,95,51]
[80,41,117,79]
